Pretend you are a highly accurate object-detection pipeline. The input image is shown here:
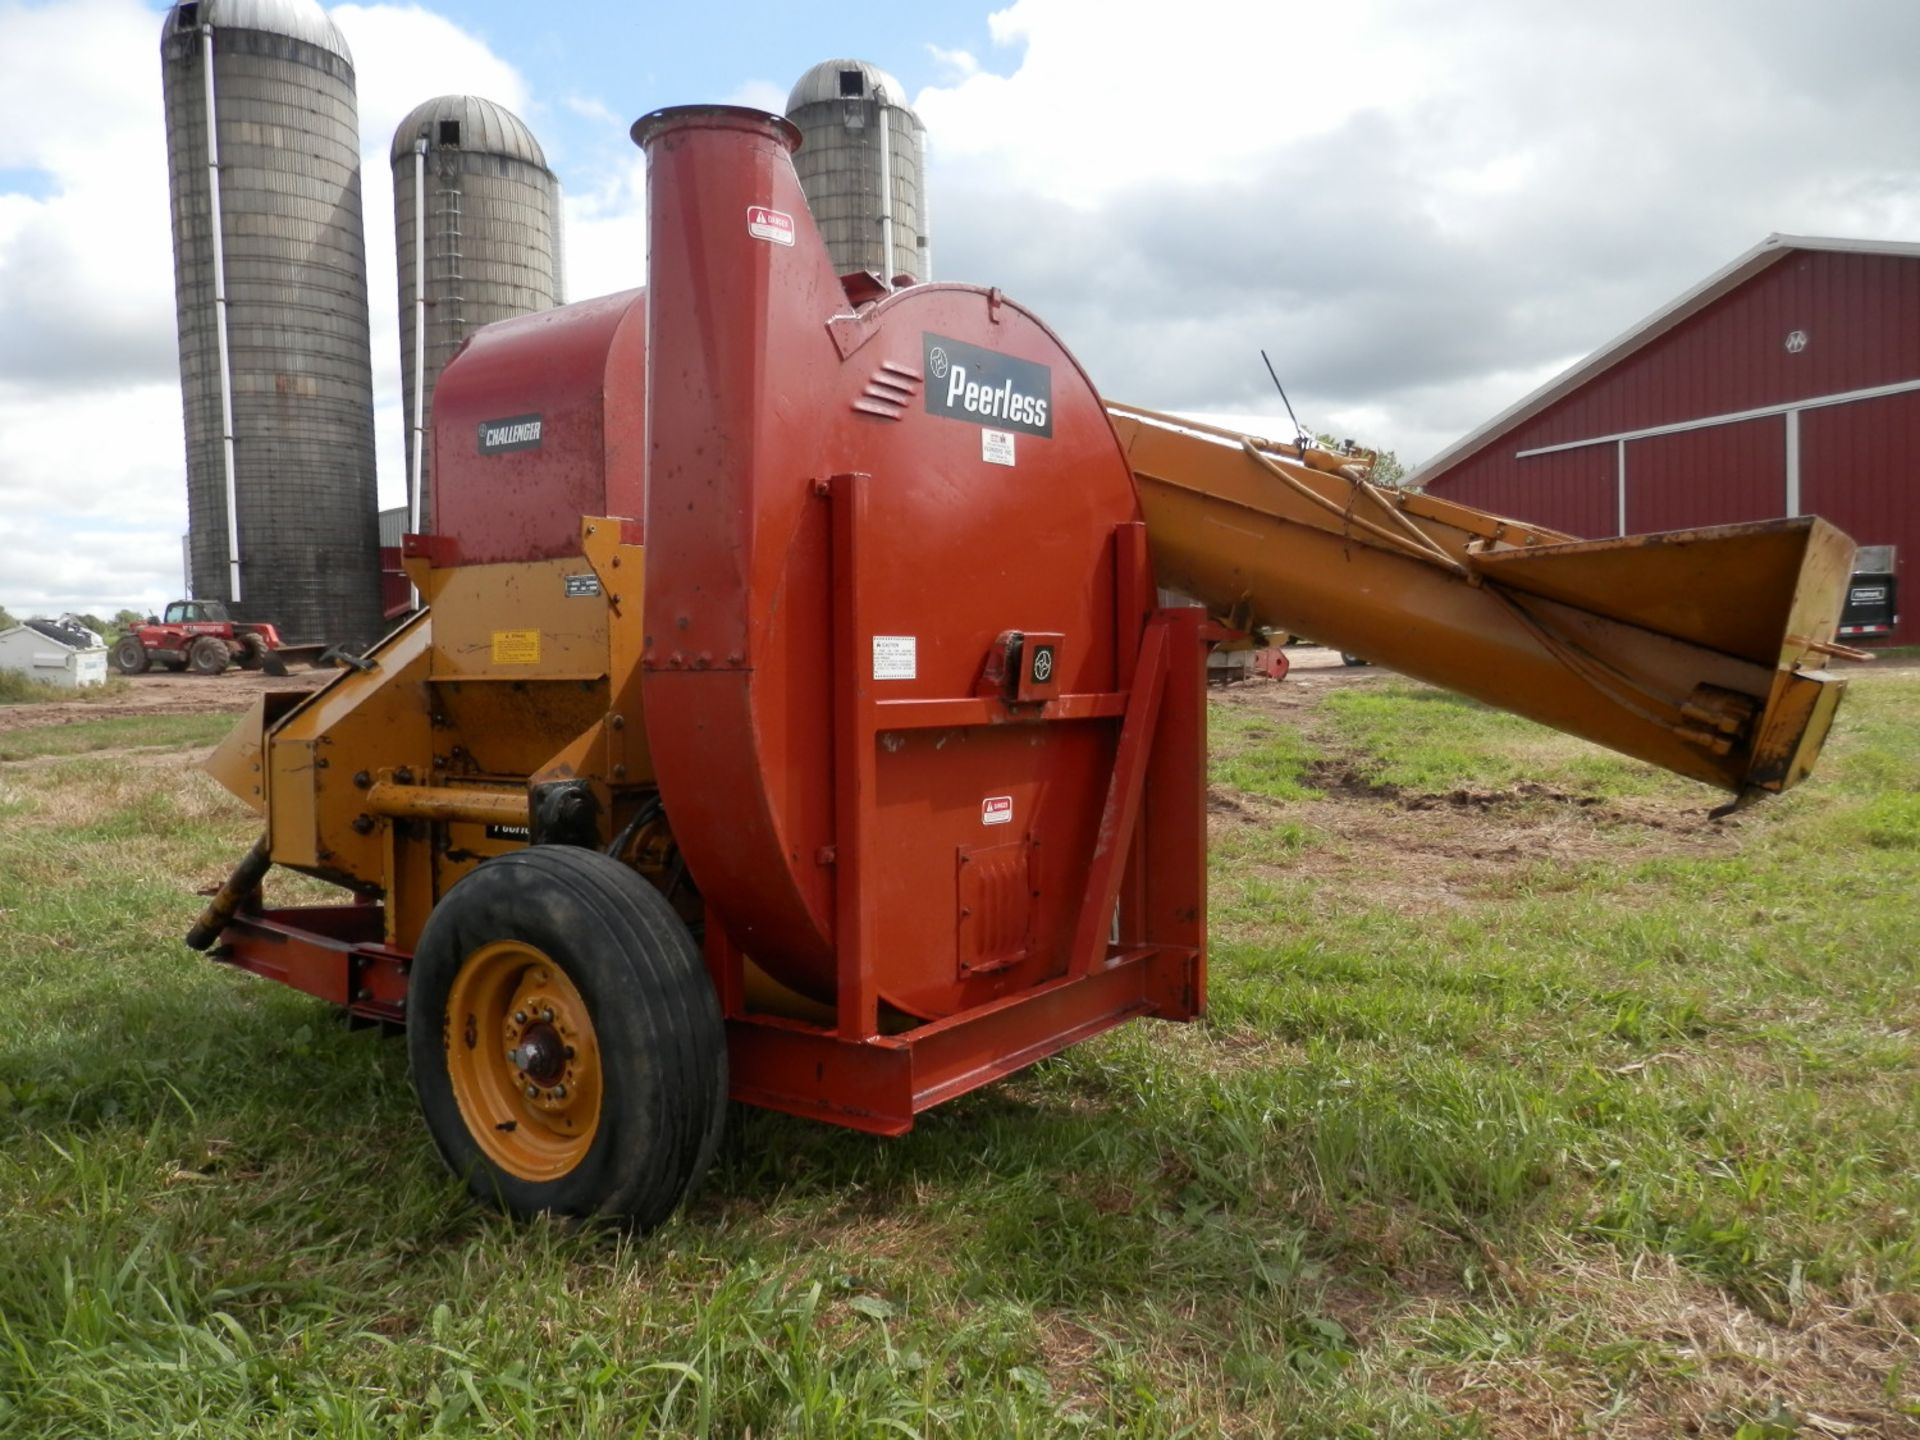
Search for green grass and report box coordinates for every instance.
[1316,683,1666,796]
[0,673,1916,1435]
[0,673,130,706]
[1208,704,1318,801]
[0,712,232,762]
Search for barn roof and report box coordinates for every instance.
[1414,234,1920,485]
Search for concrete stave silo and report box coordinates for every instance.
[786,59,929,285]
[391,96,563,532]
[160,0,384,647]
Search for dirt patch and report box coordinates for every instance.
[1208,651,1388,713]
[1215,769,1735,916]
[0,668,328,735]
[1415,1249,1920,1438]
[1320,794,1728,913]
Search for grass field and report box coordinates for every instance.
[0,670,1915,1436]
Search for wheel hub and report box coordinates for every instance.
[445,941,603,1181]
[507,1023,566,1084]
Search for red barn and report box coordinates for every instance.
[1416,234,1920,643]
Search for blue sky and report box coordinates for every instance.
[2,0,1916,617]
[441,0,997,109]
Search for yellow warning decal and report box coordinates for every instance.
[491,629,541,665]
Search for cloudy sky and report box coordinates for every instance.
[1,0,1915,618]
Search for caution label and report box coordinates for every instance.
[873,635,917,680]
[982,795,1013,826]
[491,629,541,665]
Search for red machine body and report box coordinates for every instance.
[630,108,1207,1125]
[640,108,1191,1024]
[205,106,1209,1145]
[430,289,650,565]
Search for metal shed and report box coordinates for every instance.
[1415,235,1920,643]
[0,619,110,690]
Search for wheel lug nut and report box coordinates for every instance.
[541,1008,554,1023]
[513,1011,527,1025]
[564,1045,575,1059]
[525,1084,539,1099]
[551,1085,566,1099]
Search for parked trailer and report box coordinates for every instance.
[189,106,1859,1229]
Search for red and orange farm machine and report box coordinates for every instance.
[189,107,1859,1228]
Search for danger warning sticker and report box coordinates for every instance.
[491,629,541,665]
[747,206,795,246]
[982,795,1014,826]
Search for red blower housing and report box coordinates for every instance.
[632,107,1208,1128]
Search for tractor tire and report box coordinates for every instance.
[188,637,230,676]
[408,847,727,1229]
[235,634,267,671]
[113,637,150,674]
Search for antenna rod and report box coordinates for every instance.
[1260,349,1308,444]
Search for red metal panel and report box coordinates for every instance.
[1496,447,1617,536]
[1801,388,1920,643]
[428,289,648,565]
[1426,250,1920,554]
[1430,445,1614,537]
[1625,416,1785,534]
[636,107,1154,1021]
[1522,251,1920,452]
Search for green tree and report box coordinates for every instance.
[1315,432,1409,488]
[0,605,15,631]
[112,608,146,637]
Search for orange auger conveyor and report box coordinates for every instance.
[188,105,1857,1231]
[1109,404,1857,800]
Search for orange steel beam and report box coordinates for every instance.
[1107,401,1858,799]
[364,782,531,826]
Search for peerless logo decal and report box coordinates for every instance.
[924,333,1053,438]
[478,414,543,455]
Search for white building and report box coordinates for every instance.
[0,617,110,690]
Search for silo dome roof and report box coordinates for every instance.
[786,59,917,115]
[161,0,352,64]
[390,95,550,169]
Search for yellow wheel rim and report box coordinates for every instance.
[445,940,603,1182]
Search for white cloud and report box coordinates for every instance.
[560,152,648,305]
[924,43,978,80]
[0,0,174,392]
[563,93,623,128]
[914,0,1920,461]
[0,1,567,618]
[0,380,189,614]
[4,0,1918,621]
[726,78,788,114]
[330,4,533,511]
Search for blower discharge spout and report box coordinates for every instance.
[1108,403,1857,798]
